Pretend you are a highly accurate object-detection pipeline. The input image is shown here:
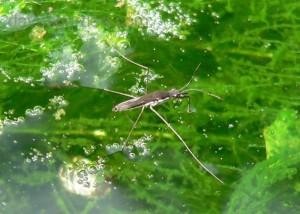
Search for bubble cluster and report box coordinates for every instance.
[0,112,25,135]
[25,106,44,117]
[25,148,52,163]
[123,134,152,159]
[60,159,98,196]
[128,79,146,95]
[105,56,122,69]
[41,47,84,83]
[77,16,102,41]
[83,145,96,155]
[142,70,163,85]
[96,157,106,171]
[106,143,122,155]
[47,96,69,120]
[77,16,127,63]
[1,67,36,86]
[49,95,68,108]
[58,156,110,198]
[126,0,196,40]
[115,31,128,39]
[1,117,25,128]
[13,76,34,85]
[129,70,162,95]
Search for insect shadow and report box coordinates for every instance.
[102,45,224,184]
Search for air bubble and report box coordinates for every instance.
[112,143,120,149]
[96,164,105,171]
[141,149,150,156]
[228,124,234,129]
[147,174,153,179]
[88,166,98,175]
[140,142,146,148]
[46,152,52,158]
[129,153,136,159]
[32,155,38,161]
[77,170,88,178]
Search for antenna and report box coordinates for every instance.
[182,89,223,100]
[180,63,201,91]
[180,63,223,100]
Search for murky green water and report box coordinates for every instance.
[1,0,300,213]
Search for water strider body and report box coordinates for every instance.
[103,44,224,184]
[112,89,188,112]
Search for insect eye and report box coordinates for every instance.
[112,107,118,112]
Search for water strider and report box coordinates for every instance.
[102,45,224,184]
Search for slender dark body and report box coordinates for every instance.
[112,89,188,112]
[104,44,224,183]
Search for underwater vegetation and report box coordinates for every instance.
[0,0,299,213]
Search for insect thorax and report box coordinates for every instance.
[169,89,182,98]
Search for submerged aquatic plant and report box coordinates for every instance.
[227,109,300,213]
[0,0,299,213]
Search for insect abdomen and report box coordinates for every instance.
[112,91,171,112]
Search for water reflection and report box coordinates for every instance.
[59,156,111,198]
